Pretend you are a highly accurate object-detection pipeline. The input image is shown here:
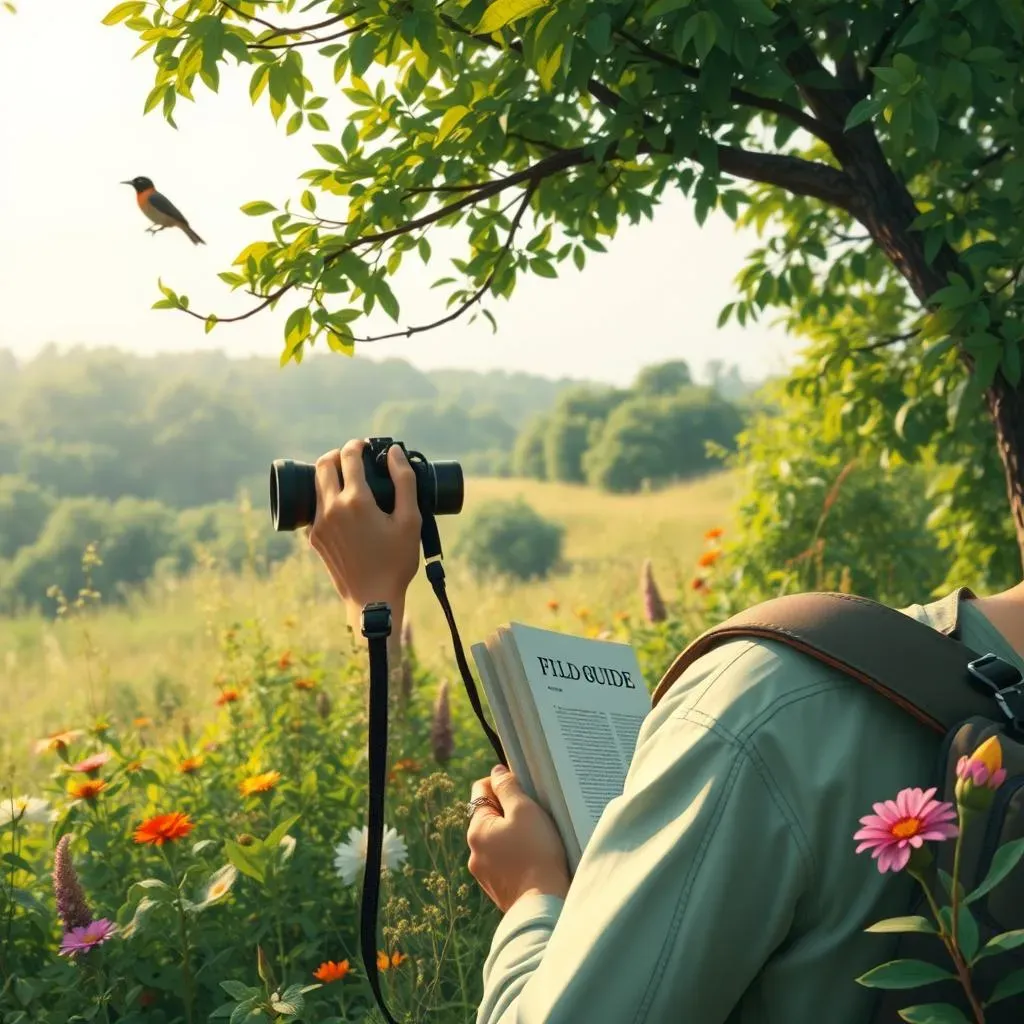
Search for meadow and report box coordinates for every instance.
[0,472,736,1024]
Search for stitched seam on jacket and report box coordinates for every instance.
[631,741,747,1024]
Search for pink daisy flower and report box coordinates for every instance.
[67,752,112,776]
[59,918,117,957]
[853,787,958,873]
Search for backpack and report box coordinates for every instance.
[650,588,1024,1023]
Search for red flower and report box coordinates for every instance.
[133,812,194,846]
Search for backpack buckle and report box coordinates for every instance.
[967,653,1024,736]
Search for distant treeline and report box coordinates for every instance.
[0,346,759,613]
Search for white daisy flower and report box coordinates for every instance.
[0,795,56,828]
[333,825,408,886]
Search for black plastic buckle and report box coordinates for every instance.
[967,653,1024,735]
[361,602,393,640]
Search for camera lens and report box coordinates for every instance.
[270,459,317,531]
[432,461,464,516]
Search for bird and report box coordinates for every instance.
[121,176,205,245]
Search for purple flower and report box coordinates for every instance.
[59,918,117,957]
[430,679,454,765]
[640,559,667,623]
[53,834,93,931]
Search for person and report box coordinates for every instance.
[308,440,1024,1023]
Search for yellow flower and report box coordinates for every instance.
[971,736,1003,776]
[178,756,204,775]
[239,771,281,796]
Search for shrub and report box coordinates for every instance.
[452,498,564,581]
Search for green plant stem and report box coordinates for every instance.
[910,868,986,1024]
[1,821,19,978]
[163,850,196,1024]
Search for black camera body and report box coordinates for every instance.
[270,437,464,532]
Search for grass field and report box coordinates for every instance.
[0,471,739,781]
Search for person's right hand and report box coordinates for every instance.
[307,439,422,628]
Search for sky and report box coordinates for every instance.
[0,1,804,387]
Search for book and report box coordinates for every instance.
[471,623,650,874]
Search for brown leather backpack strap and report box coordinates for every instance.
[651,589,1007,734]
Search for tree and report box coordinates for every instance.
[633,359,693,396]
[511,413,551,479]
[109,0,1024,563]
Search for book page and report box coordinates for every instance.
[506,623,649,854]
[470,641,538,805]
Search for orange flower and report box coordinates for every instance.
[690,578,707,592]
[178,756,204,775]
[35,729,84,755]
[388,758,420,782]
[125,760,144,773]
[293,678,316,691]
[376,950,407,971]
[239,770,281,796]
[546,599,559,612]
[277,652,293,670]
[614,610,630,622]
[68,779,106,801]
[132,717,153,729]
[697,549,721,568]
[133,812,194,846]
[215,688,241,706]
[704,527,724,541]
[313,960,350,982]
[575,608,590,620]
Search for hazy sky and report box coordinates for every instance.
[0,2,803,386]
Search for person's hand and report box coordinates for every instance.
[307,439,421,629]
[467,765,571,914]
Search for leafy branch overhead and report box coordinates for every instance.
[106,0,1021,393]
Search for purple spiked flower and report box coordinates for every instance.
[640,559,667,623]
[53,834,93,932]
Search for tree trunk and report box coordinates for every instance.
[838,128,1024,575]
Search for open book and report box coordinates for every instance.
[471,623,650,874]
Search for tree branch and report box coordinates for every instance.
[346,182,538,344]
[248,24,364,50]
[866,0,922,82]
[849,329,918,352]
[958,144,1012,193]
[218,1,354,44]
[616,28,834,144]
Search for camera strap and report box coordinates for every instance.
[359,510,507,1024]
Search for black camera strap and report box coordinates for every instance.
[359,510,506,1024]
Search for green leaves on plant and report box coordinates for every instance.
[896,1006,970,1024]
[965,838,1024,907]
[856,959,957,989]
[476,0,551,34]
[865,916,937,936]
[240,202,276,217]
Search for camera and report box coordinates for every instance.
[269,437,464,531]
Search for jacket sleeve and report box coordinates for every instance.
[475,652,814,1024]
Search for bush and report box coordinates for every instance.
[452,498,564,581]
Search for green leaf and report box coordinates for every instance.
[308,112,329,131]
[897,1006,970,1024]
[349,32,377,77]
[128,878,176,903]
[240,201,276,216]
[476,0,551,34]
[220,980,254,1001]
[973,928,1024,962]
[585,13,611,55]
[645,0,692,20]
[224,840,266,884]
[855,959,957,989]
[846,96,883,130]
[264,814,301,851]
[864,916,937,936]
[1002,339,1022,387]
[204,315,218,335]
[531,258,557,279]
[987,967,1024,1005]
[286,111,303,135]
[435,105,470,145]
[966,838,1024,905]
[314,143,344,164]
[101,1,144,25]
[938,905,980,962]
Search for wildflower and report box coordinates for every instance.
[697,549,721,568]
[132,717,152,729]
[178,756,204,775]
[640,559,667,623]
[59,919,117,958]
[547,599,559,612]
[333,825,408,885]
[575,607,590,620]
[278,651,293,670]
[124,760,144,773]
[89,720,110,737]
[34,729,84,755]
[430,680,454,765]
[614,611,630,622]
[53,834,93,930]
[68,780,107,802]
[240,770,281,796]
[704,527,724,541]
[690,578,707,592]
[215,688,241,706]
[853,787,958,873]
[389,758,420,783]
[202,864,238,905]
[1,795,55,827]
[133,811,195,846]
[293,677,316,691]
[315,690,332,719]
[313,960,351,983]
[67,752,112,776]
[376,950,407,970]
[955,736,1006,809]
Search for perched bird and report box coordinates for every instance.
[121,176,205,245]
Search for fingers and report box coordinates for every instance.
[467,777,502,838]
[487,765,526,813]
[338,439,370,502]
[388,445,420,524]
[313,449,342,521]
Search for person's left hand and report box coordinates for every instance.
[467,765,571,914]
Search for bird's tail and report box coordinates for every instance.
[182,223,205,245]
